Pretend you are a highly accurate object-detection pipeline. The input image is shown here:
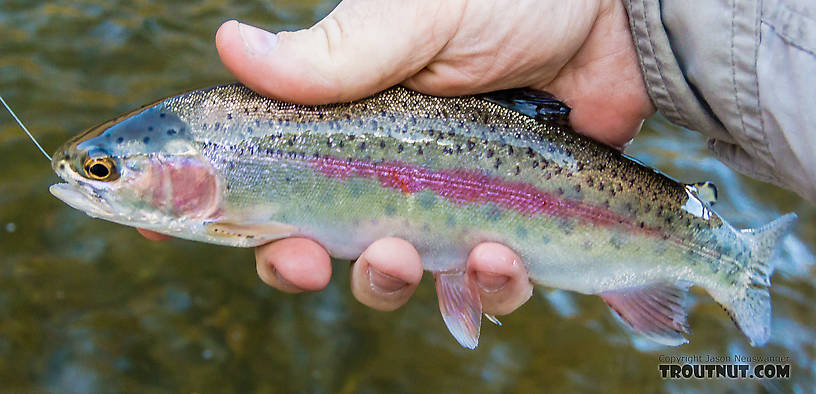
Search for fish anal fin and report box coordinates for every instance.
[434,270,482,349]
[480,89,571,126]
[205,221,297,242]
[601,282,691,346]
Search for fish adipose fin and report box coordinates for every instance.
[480,89,571,126]
[713,212,797,346]
[601,282,691,346]
[434,271,482,349]
[686,181,718,205]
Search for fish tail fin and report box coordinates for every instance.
[711,213,797,346]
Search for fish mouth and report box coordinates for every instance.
[50,182,115,219]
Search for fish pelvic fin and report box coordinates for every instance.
[601,282,691,346]
[434,270,482,349]
[713,213,797,346]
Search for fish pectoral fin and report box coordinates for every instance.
[434,270,483,349]
[204,221,298,242]
[600,281,691,346]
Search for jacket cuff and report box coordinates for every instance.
[622,0,732,144]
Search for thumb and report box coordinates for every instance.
[215,0,459,104]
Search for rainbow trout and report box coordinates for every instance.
[49,83,795,349]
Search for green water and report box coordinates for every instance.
[1,1,814,392]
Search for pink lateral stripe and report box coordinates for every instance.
[309,155,636,229]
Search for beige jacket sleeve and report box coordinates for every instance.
[623,0,816,205]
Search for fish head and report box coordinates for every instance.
[50,102,220,229]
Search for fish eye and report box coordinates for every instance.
[83,157,119,181]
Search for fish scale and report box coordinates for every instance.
[49,83,796,349]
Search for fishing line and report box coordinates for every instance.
[0,95,51,161]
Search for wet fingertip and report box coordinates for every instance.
[137,228,170,241]
[270,264,304,293]
[368,265,409,294]
[475,271,510,293]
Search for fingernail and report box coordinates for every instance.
[476,271,510,293]
[368,266,408,294]
[238,21,277,55]
[271,265,302,292]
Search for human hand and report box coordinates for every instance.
[142,0,653,315]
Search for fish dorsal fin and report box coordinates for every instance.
[686,181,718,205]
[480,89,571,126]
[601,282,691,346]
[434,270,483,349]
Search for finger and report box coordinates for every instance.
[467,242,533,315]
[137,228,171,241]
[215,0,462,104]
[350,237,423,311]
[538,0,654,149]
[255,237,332,293]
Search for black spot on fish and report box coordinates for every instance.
[117,137,124,144]
[417,146,423,155]
[159,113,166,118]
[59,164,65,170]
[215,122,221,130]
[227,113,233,120]
[494,158,502,169]
[148,126,153,132]
[167,128,176,135]
[379,140,385,149]
[338,140,344,148]
[327,138,333,148]
[397,144,403,153]
[507,146,514,155]
[143,137,150,144]
[359,141,366,152]
[514,166,521,175]
[574,184,581,193]
[487,149,494,158]
[467,140,475,150]
[532,160,539,168]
